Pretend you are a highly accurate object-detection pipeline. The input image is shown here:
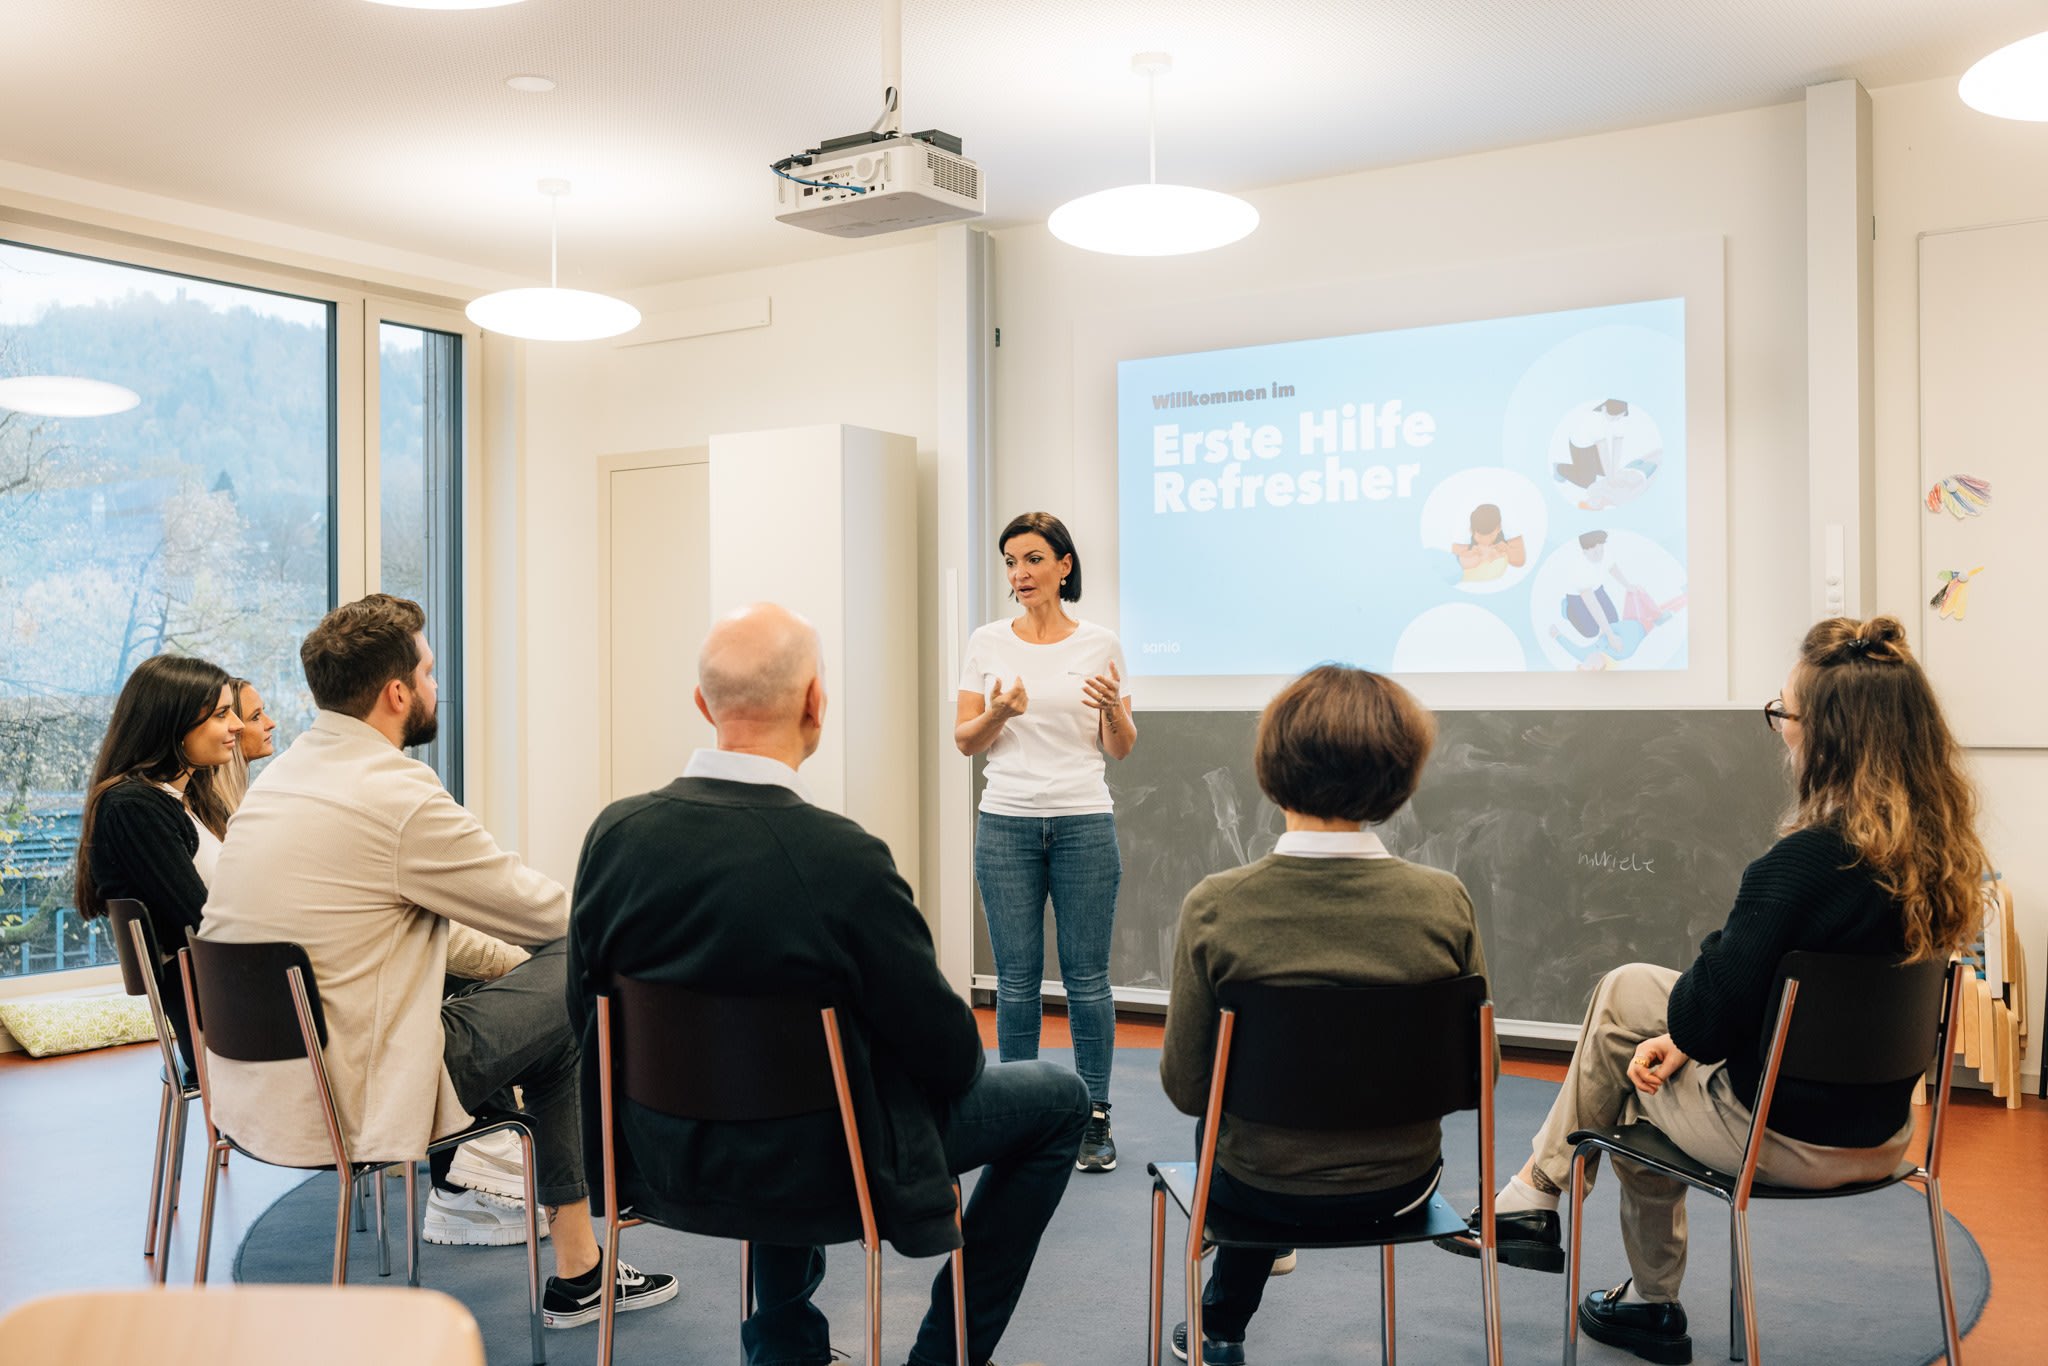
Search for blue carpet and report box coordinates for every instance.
[235,1048,1988,1364]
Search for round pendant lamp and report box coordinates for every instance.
[1049,53,1258,257]
[0,375,141,418]
[465,181,641,342]
[1960,31,2048,121]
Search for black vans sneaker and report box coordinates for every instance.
[1076,1102,1117,1172]
[542,1258,679,1328]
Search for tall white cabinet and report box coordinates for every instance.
[708,424,920,896]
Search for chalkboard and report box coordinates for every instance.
[973,708,1791,1030]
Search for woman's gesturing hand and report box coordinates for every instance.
[1082,660,1122,714]
[1627,1033,1691,1096]
[988,677,1029,720]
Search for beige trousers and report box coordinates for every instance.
[1529,962,1913,1302]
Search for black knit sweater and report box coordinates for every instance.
[1667,825,1913,1148]
[91,779,208,958]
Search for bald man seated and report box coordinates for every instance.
[567,603,1090,1366]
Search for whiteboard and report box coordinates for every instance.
[1918,220,2048,748]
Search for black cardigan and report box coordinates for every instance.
[566,777,985,1258]
[91,778,208,962]
[1667,825,1913,1148]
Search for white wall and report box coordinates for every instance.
[988,101,1811,705]
[518,240,940,893]
[1873,76,2048,1088]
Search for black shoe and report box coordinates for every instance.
[542,1258,679,1328]
[1076,1102,1116,1173]
[1432,1206,1564,1273]
[1579,1281,1692,1365]
[1170,1321,1247,1365]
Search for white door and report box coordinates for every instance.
[600,450,712,803]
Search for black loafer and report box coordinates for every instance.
[1432,1207,1564,1273]
[1579,1281,1692,1365]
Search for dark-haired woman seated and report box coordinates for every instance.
[1443,616,1986,1366]
[1161,665,1486,1366]
[76,654,244,1070]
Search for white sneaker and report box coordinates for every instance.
[447,1129,529,1199]
[423,1185,550,1246]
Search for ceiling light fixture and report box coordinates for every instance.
[1048,53,1258,257]
[505,74,555,93]
[1960,30,2048,120]
[465,180,640,342]
[0,375,141,418]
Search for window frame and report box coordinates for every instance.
[0,218,484,998]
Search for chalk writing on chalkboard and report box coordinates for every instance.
[1580,851,1657,873]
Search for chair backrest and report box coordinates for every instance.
[105,899,158,998]
[182,934,330,1062]
[1766,952,1950,1086]
[611,977,838,1122]
[1215,975,1490,1130]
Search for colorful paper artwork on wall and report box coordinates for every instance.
[1926,474,1992,519]
[1931,566,1984,620]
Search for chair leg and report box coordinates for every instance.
[355,1171,369,1233]
[951,1244,968,1366]
[1481,1234,1503,1366]
[191,1141,221,1286]
[144,1080,173,1258]
[1564,1149,1589,1366]
[1184,1227,1204,1366]
[374,1166,391,1277]
[865,1241,883,1366]
[333,1169,355,1285]
[1380,1245,1397,1366]
[739,1240,754,1366]
[405,1160,420,1288]
[1728,1207,1743,1363]
[598,1200,623,1366]
[1731,1208,1760,1365]
[518,1127,545,1366]
[1147,1185,1167,1366]
[1923,1177,1964,1366]
[155,1093,189,1282]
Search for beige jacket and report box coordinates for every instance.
[198,711,568,1167]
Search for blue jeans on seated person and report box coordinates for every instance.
[744,1059,1091,1366]
[974,811,1121,1105]
[1199,1158,1444,1344]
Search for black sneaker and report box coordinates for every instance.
[542,1258,679,1328]
[1579,1281,1692,1364]
[1075,1102,1116,1172]
[1170,1321,1246,1365]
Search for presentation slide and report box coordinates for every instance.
[1117,298,1687,676]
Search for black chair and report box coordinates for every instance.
[593,978,969,1366]
[178,933,548,1365]
[1561,954,1967,1366]
[1145,976,1503,1366]
[105,898,215,1280]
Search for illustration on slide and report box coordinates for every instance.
[1452,504,1527,585]
[1538,530,1689,671]
[1549,399,1665,510]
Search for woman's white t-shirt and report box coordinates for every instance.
[159,782,222,887]
[959,618,1130,817]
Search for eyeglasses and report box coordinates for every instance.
[1763,699,1800,733]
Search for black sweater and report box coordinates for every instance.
[1667,826,1912,1148]
[566,777,984,1258]
[91,779,208,963]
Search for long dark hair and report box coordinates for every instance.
[1788,616,1987,962]
[74,654,235,921]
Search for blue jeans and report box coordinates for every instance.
[973,811,1120,1105]
[743,1060,1091,1366]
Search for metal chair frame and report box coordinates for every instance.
[1145,983,1503,1366]
[177,938,548,1365]
[1561,959,1969,1366]
[593,990,968,1366]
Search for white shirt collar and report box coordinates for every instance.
[1273,829,1393,859]
[682,748,813,804]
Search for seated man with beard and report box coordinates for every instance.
[200,593,677,1331]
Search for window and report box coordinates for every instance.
[378,322,463,798]
[0,239,333,981]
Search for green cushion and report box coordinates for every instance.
[0,995,158,1058]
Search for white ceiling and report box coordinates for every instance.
[3,1,2042,292]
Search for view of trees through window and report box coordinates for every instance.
[0,239,332,980]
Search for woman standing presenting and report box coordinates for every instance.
[956,512,1136,1173]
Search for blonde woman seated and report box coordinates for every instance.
[214,676,279,811]
[1160,665,1486,1366]
[1441,616,1986,1365]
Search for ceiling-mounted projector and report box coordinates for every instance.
[773,130,983,237]
[770,0,984,237]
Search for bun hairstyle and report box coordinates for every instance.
[998,511,1083,603]
[1789,615,1987,962]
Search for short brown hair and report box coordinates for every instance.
[301,593,426,719]
[1255,665,1436,823]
